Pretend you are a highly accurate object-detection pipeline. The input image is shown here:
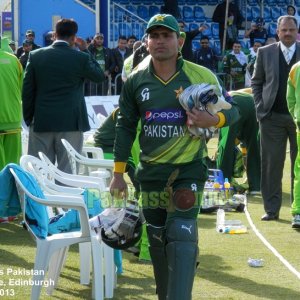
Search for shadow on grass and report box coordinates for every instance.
[0,249,33,270]
[197,254,300,299]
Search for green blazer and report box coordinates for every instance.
[22,41,105,132]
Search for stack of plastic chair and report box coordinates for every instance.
[20,154,116,298]
[61,139,113,182]
[9,166,104,300]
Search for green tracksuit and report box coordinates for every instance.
[0,39,23,171]
[217,91,261,192]
[287,61,300,215]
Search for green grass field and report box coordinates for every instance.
[1,141,300,299]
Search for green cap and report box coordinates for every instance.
[146,14,180,35]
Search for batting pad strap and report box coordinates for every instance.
[215,112,225,128]
[113,162,127,173]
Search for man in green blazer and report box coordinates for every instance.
[22,18,105,173]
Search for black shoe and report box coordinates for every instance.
[261,213,279,221]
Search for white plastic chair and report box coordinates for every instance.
[22,154,116,297]
[9,167,104,300]
[61,139,113,182]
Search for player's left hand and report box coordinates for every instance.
[186,108,219,128]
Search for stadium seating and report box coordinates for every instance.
[183,6,194,23]
[207,0,219,5]
[194,7,206,22]
[277,0,287,6]
[268,22,277,37]
[266,0,277,6]
[125,5,137,15]
[201,23,212,39]
[264,7,271,22]
[118,23,132,37]
[137,5,149,20]
[149,5,160,17]
[192,40,200,51]
[131,22,146,40]
[143,0,154,4]
[211,22,220,39]
[242,8,253,21]
[247,0,258,6]
[251,6,260,21]
[271,7,281,22]
[214,40,221,55]
[110,24,119,41]
[108,0,283,53]
[189,23,199,32]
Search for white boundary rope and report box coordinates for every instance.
[244,196,300,280]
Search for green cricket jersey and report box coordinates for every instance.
[114,55,237,166]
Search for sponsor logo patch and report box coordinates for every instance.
[145,109,186,123]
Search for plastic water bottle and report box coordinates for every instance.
[223,225,247,234]
[216,208,225,232]
[213,179,220,190]
[224,178,231,199]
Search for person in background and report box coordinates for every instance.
[122,40,142,82]
[0,36,23,224]
[86,33,115,96]
[22,18,105,173]
[252,15,300,221]
[223,41,247,90]
[217,90,261,194]
[0,36,23,171]
[244,17,268,47]
[132,34,149,69]
[9,41,16,54]
[110,14,239,300]
[111,35,131,95]
[287,5,300,29]
[178,20,207,62]
[193,36,219,72]
[127,35,137,55]
[245,40,262,87]
[161,0,181,18]
[286,59,300,228]
[16,29,40,58]
[212,0,244,49]
[19,39,33,70]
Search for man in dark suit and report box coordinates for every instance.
[111,35,131,95]
[252,15,299,221]
[22,18,105,173]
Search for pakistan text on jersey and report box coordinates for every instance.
[143,125,185,138]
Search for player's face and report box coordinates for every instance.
[147,27,180,62]
[277,18,298,47]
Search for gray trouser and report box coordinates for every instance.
[259,112,297,214]
[28,128,83,174]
